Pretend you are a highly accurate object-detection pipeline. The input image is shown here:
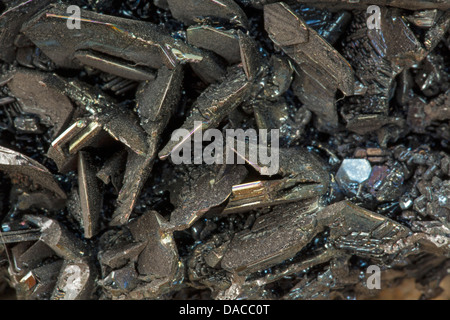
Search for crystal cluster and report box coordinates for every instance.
[0,0,449,300]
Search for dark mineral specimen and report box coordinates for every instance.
[0,0,449,301]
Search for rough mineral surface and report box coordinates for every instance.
[0,0,449,300]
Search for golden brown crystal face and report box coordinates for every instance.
[0,0,449,301]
